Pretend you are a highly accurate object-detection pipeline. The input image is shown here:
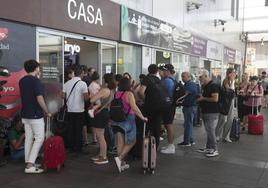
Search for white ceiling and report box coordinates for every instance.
[244,0,268,42]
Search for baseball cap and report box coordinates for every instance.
[158,64,175,74]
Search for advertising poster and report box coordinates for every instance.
[191,35,207,57]
[206,40,223,61]
[0,20,36,119]
[121,6,192,53]
[224,46,236,64]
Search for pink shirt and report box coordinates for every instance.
[115,91,135,115]
[243,84,263,107]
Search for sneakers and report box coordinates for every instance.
[191,142,196,146]
[91,155,100,161]
[25,166,44,174]
[88,109,95,118]
[160,144,175,154]
[224,138,232,143]
[114,157,122,173]
[197,148,212,153]
[177,142,191,147]
[206,150,219,157]
[121,163,130,171]
[94,156,109,165]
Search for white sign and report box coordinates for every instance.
[206,40,223,61]
[65,43,81,55]
[68,0,103,26]
[235,50,242,65]
[105,65,111,73]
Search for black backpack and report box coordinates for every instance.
[218,85,235,115]
[172,80,186,106]
[146,76,172,110]
[110,92,131,122]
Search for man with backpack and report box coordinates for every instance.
[158,64,176,154]
[177,72,198,147]
[139,64,170,149]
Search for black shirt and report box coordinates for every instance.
[200,81,219,114]
[141,74,161,110]
[19,75,44,119]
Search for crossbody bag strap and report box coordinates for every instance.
[65,80,81,105]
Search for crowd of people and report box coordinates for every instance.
[0,59,266,174]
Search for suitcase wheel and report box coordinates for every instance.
[143,170,146,174]
[151,170,155,175]
[57,164,61,172]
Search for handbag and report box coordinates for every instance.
[57,80,80,122]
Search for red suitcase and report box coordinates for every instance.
[248,114,264,135]
[43,118,65,172]
[142,123,156,174]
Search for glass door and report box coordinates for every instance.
[99,43,117,77]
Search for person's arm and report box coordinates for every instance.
[127,92,147,121]
[90,88,109,104]
[37,96,51,117]
[9,134,25,150]
[138,85,146,101]
[198,93,219,102]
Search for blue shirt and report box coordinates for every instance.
[161,77,175,97]
[19,75,44,119]
[183,80,198,106]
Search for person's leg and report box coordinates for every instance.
[215,114,227,140]
[223,100,235,140]
[149,111,162,149]
[11,149,25,160]
[95,128,107,158]
[82,126,89,145]
[206,114,219,151]
[118,142,135,160]
[27,119,45,165]
[67,113,75,151]
[74,113,84,152]
[182,107,194,144]
[202,114,210,149]
[23,120,34,163]
[116,132,124,156]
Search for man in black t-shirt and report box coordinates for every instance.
[19,60,51,173]
[139,64,162,148]
[197,69,220,157]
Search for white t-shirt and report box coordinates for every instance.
[63,77,88,113]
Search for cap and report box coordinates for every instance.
[158,63,175,73]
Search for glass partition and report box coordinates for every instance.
[118,44,142,81]
[38,33,63,114]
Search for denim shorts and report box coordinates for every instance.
[111,115,136,145]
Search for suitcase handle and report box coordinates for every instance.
[251,97,260,115]
[45,117,52,139]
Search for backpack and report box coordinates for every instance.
[146,76,172,110]
[110,92,131,122]
[172,79,186,106]
[218,85,235,115]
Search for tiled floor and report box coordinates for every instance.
[1,110,268,188]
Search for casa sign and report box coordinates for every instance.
[67,0,103,26]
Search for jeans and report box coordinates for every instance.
[67,112,84,152]
[22,118,45,164]
[202,113,219,151]
[11,149,25,160]
[216,99,234,140]
[183,106,197,144]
